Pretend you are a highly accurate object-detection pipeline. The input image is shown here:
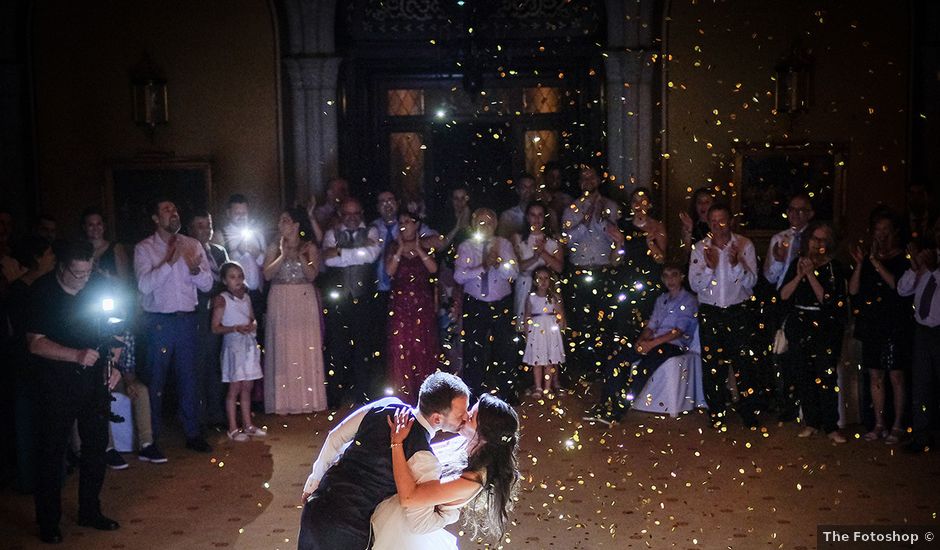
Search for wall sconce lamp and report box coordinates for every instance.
[774,46,813,114]
[130,54,168,141]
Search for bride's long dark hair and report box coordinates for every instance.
[462,394,521,543]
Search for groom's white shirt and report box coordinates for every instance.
[303,397,447,534]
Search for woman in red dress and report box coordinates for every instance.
[385,210,441,397]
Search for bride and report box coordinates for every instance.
[371,394,521,549]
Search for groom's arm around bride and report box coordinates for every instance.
[297,373,471,550]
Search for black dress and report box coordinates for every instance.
[852,254,913,370]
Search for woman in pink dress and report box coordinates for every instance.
[385,210,441,397]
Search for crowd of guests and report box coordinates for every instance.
[0,167,939,543]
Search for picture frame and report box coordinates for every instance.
[105,154,212,246]
[732,142,846,241]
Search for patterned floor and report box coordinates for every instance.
[2,391,938,549]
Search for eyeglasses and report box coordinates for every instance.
[67,266,93,279]
[787,207,812,214]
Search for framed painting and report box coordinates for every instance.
[732,143,846,241]
[105,155,212,246]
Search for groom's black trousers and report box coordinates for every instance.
[298,493,368,550]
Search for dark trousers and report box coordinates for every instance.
[195,309,225,426]
[911,324,940,444]
[142,312,201,440]
[34,364,109,530]
[765,298,800,420]
[564,266,617,380]
[609,343,686,406]
[785,312,842,433]
[698,303,764,421]
[461,294,516,400]
[297,493,367,550]
[324,297,376,407]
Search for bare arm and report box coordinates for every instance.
[388,411,480,508]
[262,243,282,282]
[210,296,231,335]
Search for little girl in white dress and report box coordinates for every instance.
[522,266,566,394]
[212,262,265,442]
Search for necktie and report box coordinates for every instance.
[790,229,802,261]
[481,241,490,297]
[920,274,937,320]
[385,223,395,245]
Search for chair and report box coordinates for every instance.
[110,392,135,452]
[630,324,708,417]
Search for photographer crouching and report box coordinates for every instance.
[26,240,123,544]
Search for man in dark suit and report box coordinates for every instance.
[297,372,470,550]
[189,211,229,429]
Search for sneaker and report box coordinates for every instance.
[186,437,212,453]
[138,444,168,464]
[244,425,267,438]
[228,429,249,442]
[105,449,128,470]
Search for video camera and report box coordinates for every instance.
[95,295,127,424]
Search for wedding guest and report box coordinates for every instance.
[8,236,55,492]
[80,207,130,281]
[385,210,440,398]
[542,161,573,225]
[904,183,934,247]
[33,214,57,243]
[608,187,667,341]
[779,221,848,444]
[1,208,26,285]
[763,193,815,422]
[189,211,229,429]
[454,208,519,399]
[898,218,940,454]
[560,164,619,375]
[83,207,162,468]
[437,186,474,375]
[678,186,714,251]
[689,203,762,428]
[263,208,326,414]
[439,186,473,254]
[849,209,911,444]
[498,173,536,238]
[134,198,213,453]
[511,202,562,323]
[764,193,815,288]
[220,194,267,322]
[586,263,697,423]
[320,198,382,406]
[521,266,566,395]
[314,177,351,231]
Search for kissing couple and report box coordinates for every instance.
[297,372,520,550]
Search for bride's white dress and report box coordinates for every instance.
[371,436,480,550]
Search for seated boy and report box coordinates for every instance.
[585,263,699,423]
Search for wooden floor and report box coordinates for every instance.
[2,391,938,549]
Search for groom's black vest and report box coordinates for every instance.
[300,401,433,549]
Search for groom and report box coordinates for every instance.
[297,372,470,550]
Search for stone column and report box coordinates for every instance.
[283,55,341,200]
[604,50,654,190]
